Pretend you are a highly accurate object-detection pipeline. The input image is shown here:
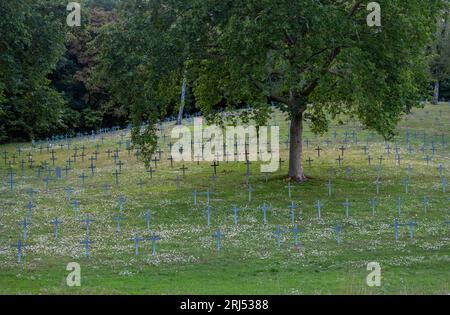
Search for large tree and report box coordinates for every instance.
[100,0,444,180]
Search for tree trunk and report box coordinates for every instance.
[288,111,307,182]
[432,81,440,105]
[176,75,187,125]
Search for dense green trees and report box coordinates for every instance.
[0,0,67,142]
[51,3,122,133]
[0,0,120,143]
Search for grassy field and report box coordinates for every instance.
[0,104,449,294]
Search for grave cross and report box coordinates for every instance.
[345,166,351,178]
[385,144,391,155]
[422,196,429,213]
[207,205,212,227]
[148,233,161,256]
[407,221,417,240]
[273,225,283,247]
[245,159,251,177]
[396,197,402,215]
[212,230,223,253]
[26,187,36,201]
[305,139,311,148]
[175,176,182,190]
[326,179,332,197]
[89,162,96,176]
[211,160,219,175]
[63,165,71,176]
[286,182,292,199]
[395,154,402,166]
[315,146,322,157]
[292,224,301,247]
[8,170,15,192]
[144,210,152,230]
[50,217,63,240]
[72,199,80,216]
[192,190,198,206]
[19,159,25,173]
[205,190,213,205]
[374,178,381,195]
[116,160,125,172]
[156,148,164,160]
[232,206,239,225]
[20,217,31,241]
[165,153,175,167]
[81,215,95,237]
[391,219,403,241]
[336,155,343,167]
[43,176,51,192]
[248,184,253,202]
[50,154,57,166]
[130,236,144,256]
[288,202,297,224]
[118,194,125,214]
[179,164,188,176]
[423,155,431,166]
[12,240,26,263]
[25,200,34,221]
[112,169,121,185]
[81,237,94,258]
[151,156,159,168]
[278,158,285,170]
[113,215,124,233]
[406,164,413,175]
[370,198,377,216]
[438,164,444,177]
[146,167,156,179]
[362,145,369,155]
[342,199,351,218]
[2,151,8,165]
[335,223,342,244]
[261,203,269,225]
[79,172,88,187]
[137,179,145,189]
[315,200,322,219]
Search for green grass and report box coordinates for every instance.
[0,104,449,294]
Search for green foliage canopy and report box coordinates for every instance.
[92,0,448,177]
[0,0,68,141]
